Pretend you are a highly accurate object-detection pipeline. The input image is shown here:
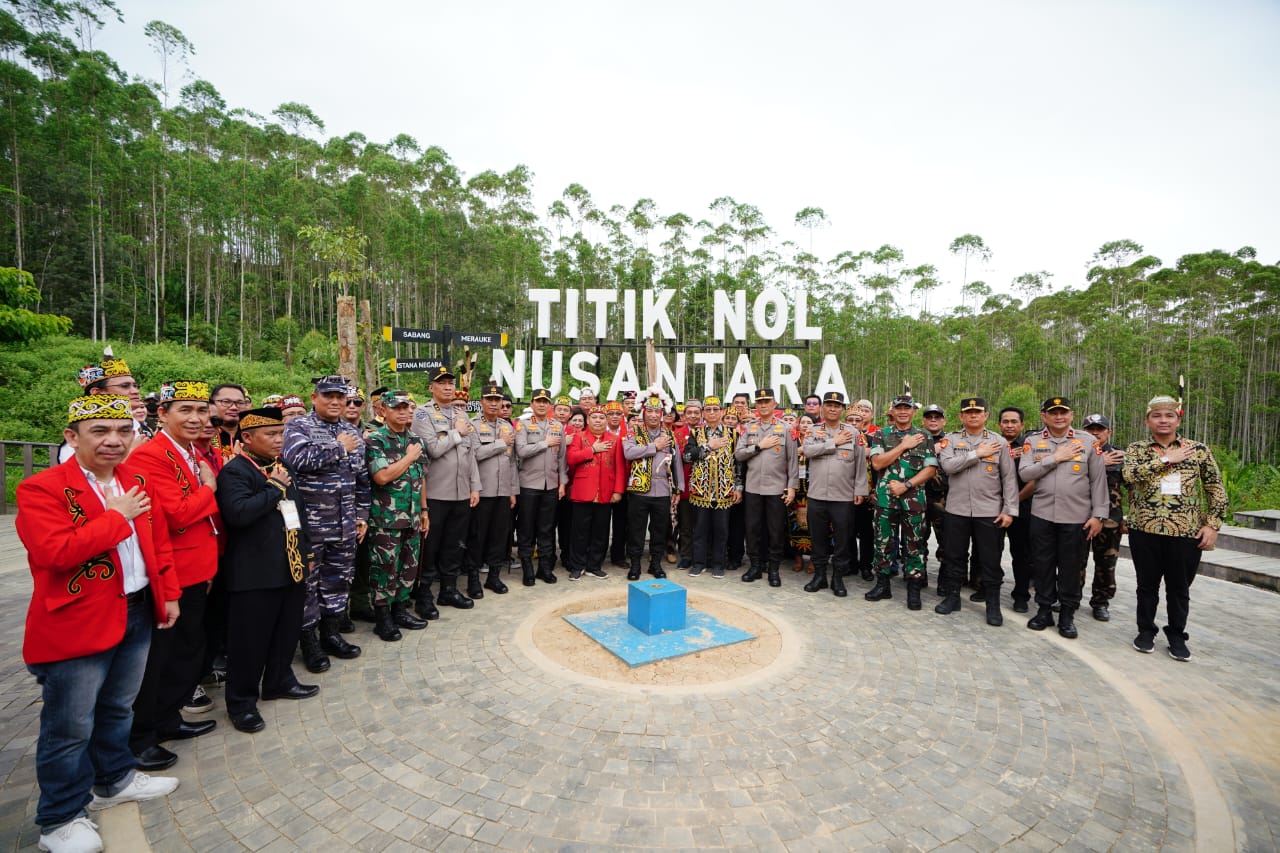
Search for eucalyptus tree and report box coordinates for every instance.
[948,233,991,290]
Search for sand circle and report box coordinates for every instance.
[518,588,795,692]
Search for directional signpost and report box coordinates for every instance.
[383,323,509,373]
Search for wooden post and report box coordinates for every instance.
[645,337,657,386]
[359,298,378,395]
[337,295,357,381]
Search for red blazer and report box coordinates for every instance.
[126,431,221,587]
[566,431,626,504]
[17,459,179,665]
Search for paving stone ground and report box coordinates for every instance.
[1,512,1277,852]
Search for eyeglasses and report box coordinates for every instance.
[346,400,365,407]
[105,381,140,391]
[214,398,250,408]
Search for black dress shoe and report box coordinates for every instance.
[627,569,641,581]
[535,570,558,584]
[262,683,320,701]
[1012,599,1029,614]
[134,745,178,771]
[1092,605,1110,622]
[160,718,217,741]
[437,588,475,609]
[230,711,265,733]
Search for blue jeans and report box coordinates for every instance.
[27,594,152,830]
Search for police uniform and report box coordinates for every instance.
[733,388,799,587]
[281,375,370,662]
[412,367,481,611]
[365,391,430,641]
[933,398,1019,624]
[1080,414,1122,620]
[1018,397,1109,638]
[514,388,569,585]
[468,383,517,596]
[623,395,685,580]
[864,394,938,608]
[801,391,869,596]
[682,397,740,577]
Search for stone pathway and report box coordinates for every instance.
[1,513,1277,851]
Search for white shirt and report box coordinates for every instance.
[81,467,149,594]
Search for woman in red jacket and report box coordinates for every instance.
[565,407,625,580]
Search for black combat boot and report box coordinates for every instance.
[1027,606,1056,631]
[628,557,642,581]
[767,561,782,588]
[373,606,402,642]
[298,627,330,674]
[864,574,892,601]
[522,557,536,587]
[484,568,509,595]
[319,615,361,659]
[831,566,848,597]
[1057,605,1078,639]
[414,591,439,621]
[391,601,427,630]
[860,567,874,582]
[741,562,763,583]
[934,586,961,615]
[804,562,828,593]
[648,557,667,580]
[535,562,558,584]
[438,585,475,609]
[466,567,484,600]
[906,576,924,610]
[985,590,1003,627]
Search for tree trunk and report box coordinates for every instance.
[337,294,357,381]
[359,298,378,397]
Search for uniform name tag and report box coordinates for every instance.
[279,499,302,530]
[1160,473,1181,495]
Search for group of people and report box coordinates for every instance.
[18,347,1229,853]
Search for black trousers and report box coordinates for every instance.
[556,497,574,568]
[744,491,787,564]
[469,495,512,571]
[854,502,875,573]
[808,498,852,574]
[940,512,1004,593]
[609,495,629,563]
[131,581,208,752]
[675,500,694,562]
[1007,504,1033,601]
[1129,529,1202,638]
[692,505,731,570]
[727,502,746,567]
[518,487,559,570]
[225,583,305,715]
[627,494,670,563]
[1030,516,1086,610]
[420,498,471,595]
[570,501,613,572]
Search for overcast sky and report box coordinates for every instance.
[96,0,1279,311]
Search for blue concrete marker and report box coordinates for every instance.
[565,581,755,667]
[627,578,687,634]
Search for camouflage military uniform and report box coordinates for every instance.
[1080,440,1123,608]
[365,423,427,607]
[868,427,938,583]
[281,411,371,627]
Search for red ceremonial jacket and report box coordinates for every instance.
[566,430,626,504]
[17,459,179,665]
[126,430,222,587]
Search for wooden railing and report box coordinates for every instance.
[1,441,62,514]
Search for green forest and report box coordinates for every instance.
[1,2,1278,481]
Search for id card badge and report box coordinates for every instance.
[1160,473,1181,496]
[279,499,302,530]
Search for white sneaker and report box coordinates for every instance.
[38,816,102,853]
[88,772,179,810]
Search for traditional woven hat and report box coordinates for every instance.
[67,394,132,424]
[158,380,210,404]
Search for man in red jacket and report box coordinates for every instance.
[19,395,182,853]
[125,380,223,770]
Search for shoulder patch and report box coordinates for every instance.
[937,438,948,449]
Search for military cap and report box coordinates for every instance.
[890,394,917,409]
[382,389,415,408]
[923,403,945,416]
[237,407,285,432]
[430,365,456,383]
[1041,396,1072,412]
[312,374,350,394]
[67,394,132,424]
[754,388,776,402]
[822,391,847,405]
[531,388,553,403]
[1083,413,1110,428]
[370,386,389,399]
[959,397,988,413]
[159,380,210,404]
[480,382,504,399]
